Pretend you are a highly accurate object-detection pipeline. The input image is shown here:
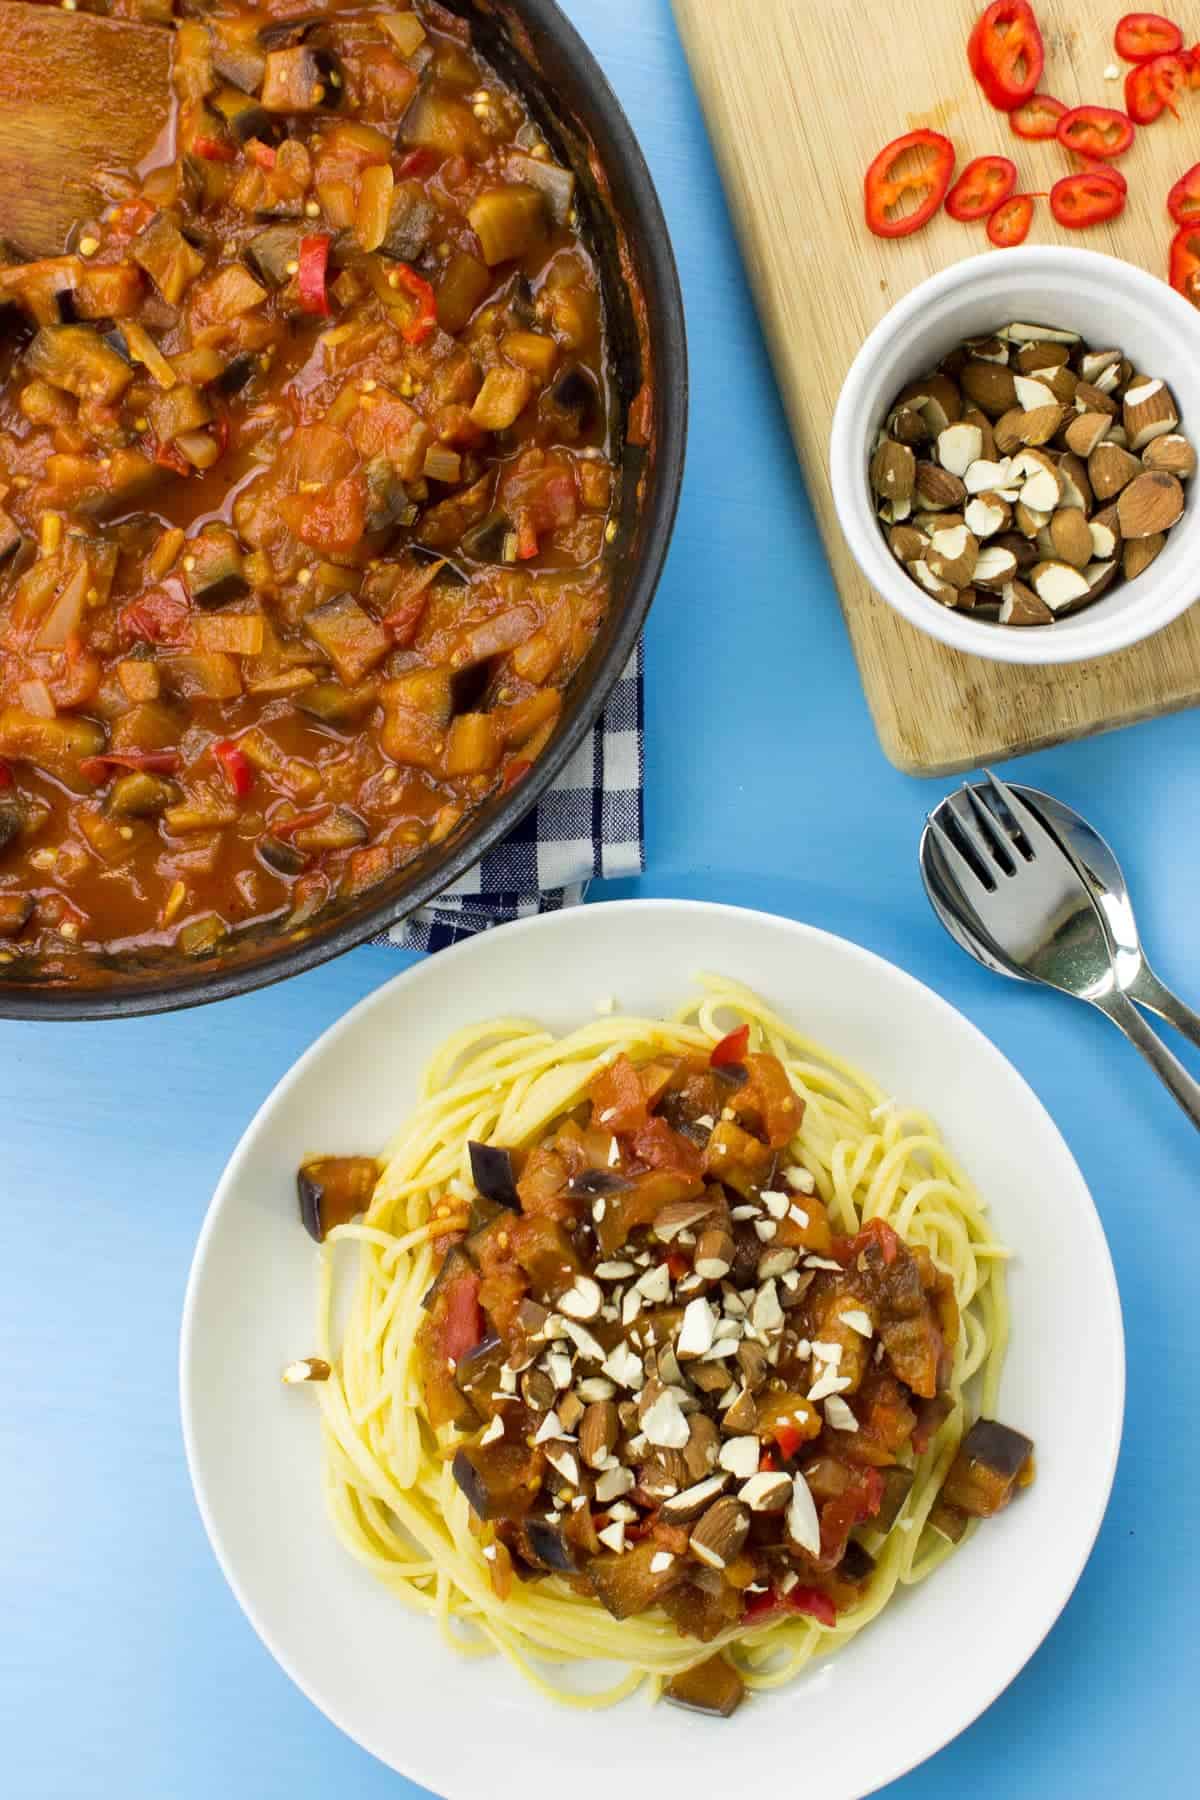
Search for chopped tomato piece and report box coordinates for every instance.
[120,588,191,645]
[589,1053,651,1134]
[192,134,237,164]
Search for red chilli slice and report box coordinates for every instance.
[1115,13,1183,63]
[945,155,1018,220]
[968,1,1045,111]
[864,129,956,237]
[1168,162,1200,224]
[987,193,1036,246]
[1050,171,1127,228]
[1056,105,1136,159]
[1010,92,1066,138]
[1126,51,1190,122]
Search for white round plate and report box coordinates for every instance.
[181,901,1124,1800]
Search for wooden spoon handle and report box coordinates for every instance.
[0,1,172,258]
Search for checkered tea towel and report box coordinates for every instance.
[375,641,644,953]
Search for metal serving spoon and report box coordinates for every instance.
[922,782,1200,1049]
[921,772,1200,1132]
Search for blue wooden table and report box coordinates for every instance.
[4,4,1195,1794]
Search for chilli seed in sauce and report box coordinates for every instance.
[0,0,619,977]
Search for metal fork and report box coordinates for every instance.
[926,771,1200,1133]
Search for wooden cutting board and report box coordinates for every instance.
[673,0,1200,773]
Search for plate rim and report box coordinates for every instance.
[180,898,1126,1799]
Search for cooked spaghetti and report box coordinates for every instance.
[289,975,1034,1718]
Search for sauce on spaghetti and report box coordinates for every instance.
[301,1034,1035,1716]
[0,1,617,978]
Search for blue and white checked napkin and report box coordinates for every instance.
[375,642,644,953]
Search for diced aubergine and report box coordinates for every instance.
[296,1154,381,1242]
[941,1420,1035,1518]
[0,892,34,937]
[928,1501,970,1544]
[185,526,248,607]
[452,1441,542,1522]
[27,325,134,405]
[0,802,22,854]
[107,771,178,818]
[131,214,205,305]
[260,833,309,877]
[588,1539,687,1621]
[548,364,598,432]
[436,252,491,334]
[290,805,369,855]
[210,85,275,144]
[460,511,513,563]
[304,591,391,686]
[364,457,417,536]
[178,913,227,957]
[0,509,25,564]
[213,351,259,397]
[257,14,324,50]
[295,680,379,728]
[421,1244,476,1313]
[453,1332,507,1415]
[245,224,303,287]
[467,185,546,267]
[664,1656,746,1720]
[468,1141,520,1209]
[519,1516,578,1575]
[379,181,437,262]
[505,151,576,226]
[261,46,343,113]
[211,38,268,95]
[874,1466,915,1534]
[840,1540,877,1583]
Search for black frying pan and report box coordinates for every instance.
[0,0,687,1020]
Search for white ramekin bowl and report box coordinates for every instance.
[830,247,1200,665]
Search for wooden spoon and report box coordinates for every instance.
[0,2,172,259]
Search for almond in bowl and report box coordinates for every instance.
[870,323,1190,627]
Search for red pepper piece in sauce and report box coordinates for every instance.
[1050,170,1127,228]
[945,155,1017,220]
[1168,224,1200,303]
[1126,52,1190,122]
[967,1,1045,111]
[392,263,438,345]
[743,1585,839,1629]
[212,739,253,798]
[245,139,277,171]
[1056,105,1136,159]
[772,1422,806,1461]
[191,133,237,164]
[1115,12,1183,62]
[1009,91,1066,138]
[710,1023,750,1067]
[501,758,533,793]
[1168,162,1200,223]
[79,751,181,785]
[443,1271,483,1363]
[397,147,437,180]
[297,234,332,316]
[150,435,192,477]
[987,193,1036,245]
[863,130,956,238]
[271,804,334,841]
[840,1217,902,1266]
